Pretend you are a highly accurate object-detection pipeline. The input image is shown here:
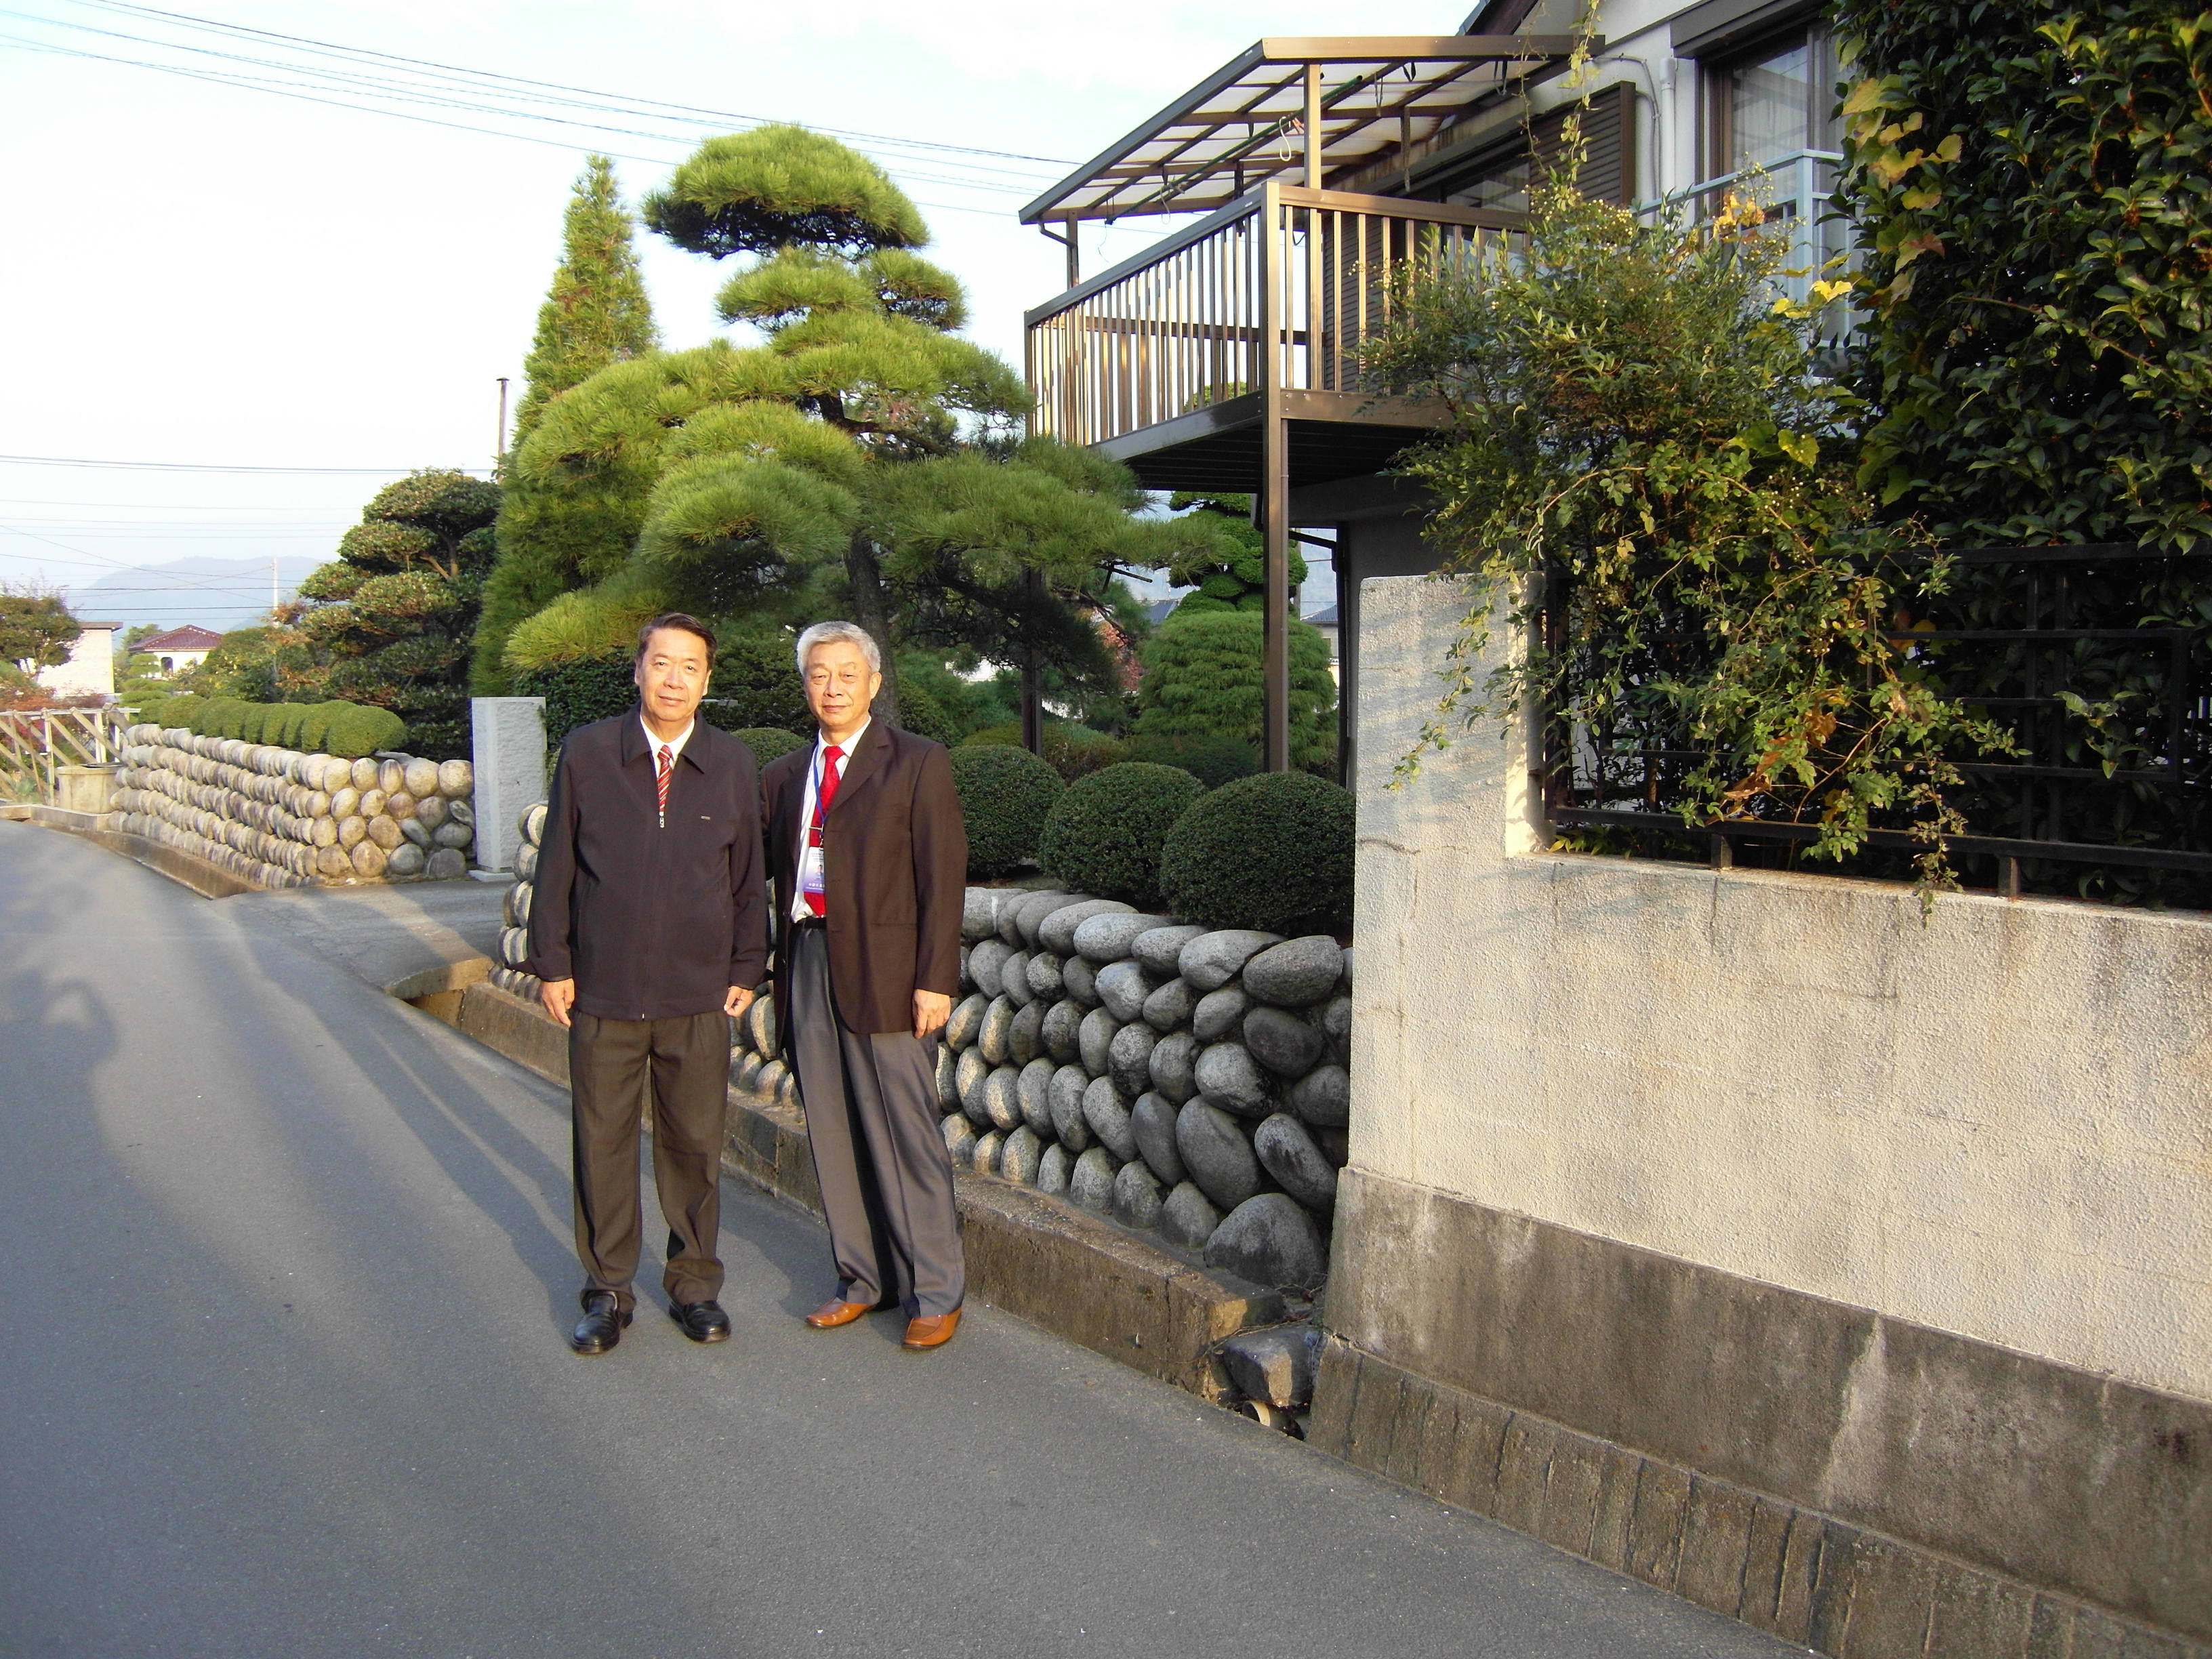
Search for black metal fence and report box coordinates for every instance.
[1541,544,2212,905]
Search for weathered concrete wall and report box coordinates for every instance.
[1326,574,2212,1650]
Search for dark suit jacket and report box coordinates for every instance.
[526,710,769,1022]
[762,720,966,1036]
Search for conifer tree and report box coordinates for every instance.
[510,156,659,451]
[475,125,1222,717]
[276,470,502,759]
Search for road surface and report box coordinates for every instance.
[0,820,1797,1659]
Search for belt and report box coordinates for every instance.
[790,915,826,930]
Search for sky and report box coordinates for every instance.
[0,0,1456,635]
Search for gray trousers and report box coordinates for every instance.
[787,928,964,1317]
[569,1008,731,1313]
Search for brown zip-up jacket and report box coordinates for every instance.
[762,721,966,1037]
[525,710,769,1022]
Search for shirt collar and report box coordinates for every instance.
[815,717,869,762]
[641,713,696,762]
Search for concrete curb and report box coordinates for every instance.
[454,979,1284,1397]
[7,811,268,898]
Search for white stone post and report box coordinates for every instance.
[470,697,546,873]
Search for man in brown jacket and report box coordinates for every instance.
[526,613,768,1356]
[762,620,968,1350]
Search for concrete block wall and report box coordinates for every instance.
[1323,575,2212,1655]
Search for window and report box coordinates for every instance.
[1704,30,1839,178]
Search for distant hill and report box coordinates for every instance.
[63,556,320,637]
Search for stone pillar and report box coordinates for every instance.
[470,697,546,873]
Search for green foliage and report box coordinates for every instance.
[1160,493,1307,617]
[323,702,407,759]
[299,702,350,752]
[0,590,79,670]
[113,652,172,716]
[947,742,1065,878]
[897,650,1008,737]
[961,720,1126,780]
[1364,166,2005,888]
[152,693,202,731]
[275,471,499,760]
[731,726,804,766]
[893,677,957,745]
[479,127,1196,735]
[513,156,659,449]
[512,651,638,743]
[1132,610,1337,773]
[178,628,277,703]
[1038,762,1205,907]
[708,628,813,733]
[1160,771,1354,935]
[1122,730,1259,790]
[1838,2,2211,552]
[645,125,925,258]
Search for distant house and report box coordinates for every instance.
[1303,602,1340,682]
[34,621,118,699]
[134,624,224,676]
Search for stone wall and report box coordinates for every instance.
[106,724,478,888]
[1324,573,2212,1654]
[488,804,1353,1295]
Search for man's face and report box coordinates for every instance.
[804,639,880,734]
[634,628,712,729]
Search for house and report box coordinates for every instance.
[33,620,117,699]
[1021,0,1841,776]
[1017,8,2211,1658]
[133,624,224,676]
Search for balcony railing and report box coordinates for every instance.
[1679,149,1849,310]
[1025,184,1524,453]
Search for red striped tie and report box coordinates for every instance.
[656,744,672,827]
[804,743,843,918]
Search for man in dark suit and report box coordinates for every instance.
[762,621,968,1351]
[526,613,768,1357]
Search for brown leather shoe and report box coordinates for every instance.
[901,1309,961,1351]
[804,1298,874,1330]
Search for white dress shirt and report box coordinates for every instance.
[792,718,868,922]
[640,712,696,766]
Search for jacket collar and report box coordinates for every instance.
[823,716,892,813]
[619,705,713,773]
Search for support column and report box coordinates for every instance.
[1261,181,1291,774]
[470,696,546,872]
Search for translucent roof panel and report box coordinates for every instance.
[1020,35,1582,224]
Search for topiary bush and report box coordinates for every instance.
[323,701,407,758]
[733,726,804,766]
[1038,761,1204,907]
[513,650,639,744]
[1122,731,1259,791]
[1132,610,1337,773]
[1160,771,1354,935]
[947,743,1065,878]
[961,720,1126,780]
[894,678,958,747]
[298,701,348,752]
[151,693,199,731]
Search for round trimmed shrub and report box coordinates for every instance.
[273,704,310,748]
[894,680,958,747]
[323,703,407,759]
[298,701,349,752]
[947,743,1065,878]
[1160,771,1353,935]
[1122,731,1259,791]
[962,720,1125,781]
[238,704,270,742]
[192,697,243,738]
[152,693,200,731]
[1038,762,1204,907]
[733,726,804,766]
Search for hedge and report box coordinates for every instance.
[733,727,804,767]
[947,743,1065,878]
[1038,762,1205,908]
[161,695,406,758]
[1159,770,1353,935]
[960,720,1126,781]
[1121,731,1258,790]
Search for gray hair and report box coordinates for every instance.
[794,620,882,676]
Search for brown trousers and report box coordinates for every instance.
[787,928,964,1318]
[568,1008,731,1313]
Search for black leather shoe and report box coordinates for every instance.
[669,1299,731,1344]
[569,1290,632,1355]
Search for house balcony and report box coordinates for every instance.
[1023,183,1523,493]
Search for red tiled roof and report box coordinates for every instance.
[136,626,224,652]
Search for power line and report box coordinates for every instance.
[57,0,1074,167]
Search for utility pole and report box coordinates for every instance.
[271,552,279,619]
[495,377,511,472]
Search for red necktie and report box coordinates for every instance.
[804,743,843,918]
[655,744,672,827]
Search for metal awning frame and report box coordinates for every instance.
[1019,35,1586,226]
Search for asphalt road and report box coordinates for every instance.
[0,821,1799,1659]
